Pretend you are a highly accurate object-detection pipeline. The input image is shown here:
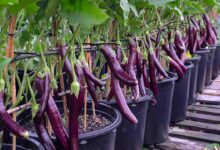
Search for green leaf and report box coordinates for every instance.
[129,3,138,17]
[60,0,108,27]
[148,0,175,7]
[0,0,18,5]
[184,0,205,15]
[120,0,130,25]
[202,0,217,6]
[0,57,12,70]
[8,0,40,15]
[173,7,184,21]
[19,30,31,48]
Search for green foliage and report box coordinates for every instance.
[148,0,175,7]
[0,0,18,5]
[8,0,40,15]
[60,0,109,27]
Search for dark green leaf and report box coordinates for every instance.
[202,0,217,6]
[60,0,108,27]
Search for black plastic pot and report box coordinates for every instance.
[144,73,177,146]
[185,55,201,105]
[194,49,210,93]
[1,135,44,150]
[104,89,153,150]
[18,102,122,150]
[212,45,220,79]
[202,47,216,86]
[170,62,194,123]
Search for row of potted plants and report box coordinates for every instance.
[0,0,219,150]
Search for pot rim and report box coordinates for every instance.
[184,61,194,70]
[194,49,210,54]
[79,102,122,140]
[185,55,201,62]
[157,72,177,85]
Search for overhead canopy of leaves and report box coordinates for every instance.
[60,0,109,27]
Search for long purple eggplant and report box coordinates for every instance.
[128,38,140,100]
[146,35,168,78]
[47,96,69,150]
[111,74,138,124]
[35,73,51,120]
[82,61,104,87]
[136,50,143,79]
[0,91,29,138]
[34,116,56,150]
[35,78,69,150]
[138,75,146,96]
[116,45,122,64]
[100,45,137,86]
[142,59,150,88]
[188,24,197,54]
[190,17,200,30]
[148,48,158,96]
[167,56,184,81]
[174,30,186,53]
[74,64,86,112]
[168,43,187,73]
[85,77,99,104]
[68,93,79,150]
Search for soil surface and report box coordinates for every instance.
[22,114,112,135]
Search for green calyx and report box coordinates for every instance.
[170,39,174,43]
[149,47,154,54]
[143,51,148,60]
[31,102,39,119]
[70,81,80,97]
[50,77,58,89]
[160,38,165,45]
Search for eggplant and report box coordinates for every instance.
[34,116,56,150]
[100,45,137,86]
[35,73,51,120]
[142,59,150,88]
[128,38,140,100]
[68,93,79,150]
[47,96,69,150]
[85,77,99,105]
[111,74,138,124]
[82,61,104,87]
[0,91,29,138]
